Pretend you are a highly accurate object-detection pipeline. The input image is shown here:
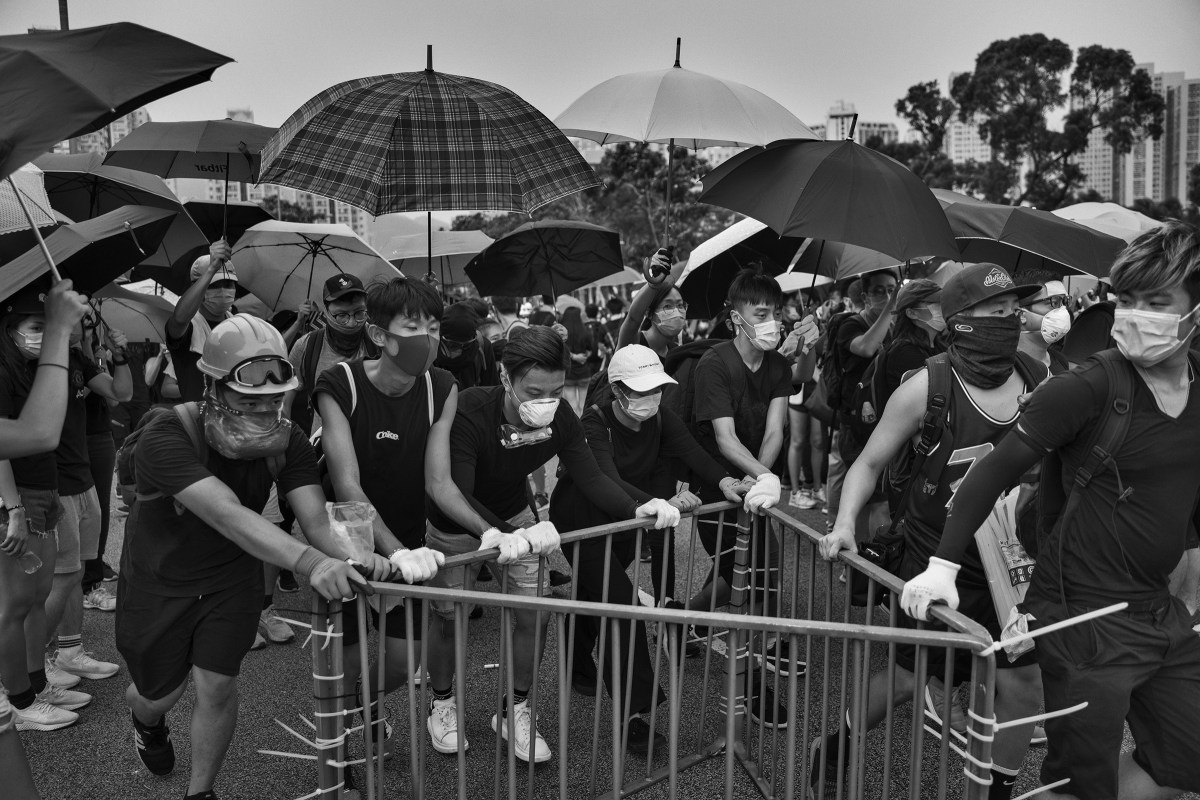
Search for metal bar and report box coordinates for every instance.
[356,599,375,800]
[7,176,63,283]
[311,596,342,798]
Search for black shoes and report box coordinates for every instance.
[746,683,789,729]
[757,638,806,679]
[276,569,299,593]
[132,712,175,776]
[625,716,666,755]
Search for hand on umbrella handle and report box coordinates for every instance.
[209,238,231,267]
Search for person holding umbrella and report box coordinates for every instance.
[165,240,239,403]
[617,249,685,357]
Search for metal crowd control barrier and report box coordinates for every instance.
[302,502,998,800]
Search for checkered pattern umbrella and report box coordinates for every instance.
[259,62,600,215]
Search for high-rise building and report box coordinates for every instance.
[1108,64,1199,205]
[66,107,152,155]
[817,101,898,146]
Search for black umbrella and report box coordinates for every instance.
[464,221,623,297]
[676,218,806,319]
[0,206,176,299]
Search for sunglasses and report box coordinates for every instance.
[225,356,295,388]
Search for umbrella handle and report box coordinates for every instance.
[7,177,63,283]
[123,221,146,256]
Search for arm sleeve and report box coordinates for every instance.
[446,414,512,532]
[658,407,728,487]
[582,408,654,504]
[557,410,639,519]
[1011,368,1100,455]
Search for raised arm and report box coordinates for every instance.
[167,240,229,339]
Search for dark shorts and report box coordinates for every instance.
[1027,596,1200,800]
[15,487,62,536]
[341,594,424,647]
[115,577,260,700]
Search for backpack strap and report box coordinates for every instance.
[339,360,357,417]
[303,330,324,391]
[425,371,434,427]
[883,354,952,539]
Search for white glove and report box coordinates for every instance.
[388,547,445,584]
[479,528,531,565]
[634,498,681,529]
[899,557,961,621]
[743,473,781,514]
[515,521,561,555]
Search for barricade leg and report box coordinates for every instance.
[312,596,349,799]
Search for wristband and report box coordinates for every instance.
[4,504,25,513]
[294,545,326,577]
[113,356,129,366]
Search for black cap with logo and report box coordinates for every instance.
[940,262,1041,320]
[322,273,365,304]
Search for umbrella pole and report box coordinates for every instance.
[7,177,63,283]
[808,240,825,293]
[222,153,230,242]
[427,211,434,282]
[664,139,674,248]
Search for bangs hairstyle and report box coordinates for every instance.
[1108,220,1200,307]
[366,277,444,327]
[727,267,783,311]
[490,296,521,315]
[501,324,568,381]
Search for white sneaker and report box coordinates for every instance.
[54,648,119,680]
[492,699,551,763]
[38,684,92,711]
[45,658,81,689]
[259,606,295,644]
[815,487,827,504]
[791,489,819,510]
[427,696,467,754]
[83,586,117,612]
[14,698,78,731]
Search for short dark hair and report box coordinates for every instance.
[862,269,899,292]
[366,277,443,327]
[491,296,521,315]
[461,297,490,320]
[727,267,783,310]
[585,303,600,319]
[605,297,625,314]
[501,324,568,381]
[1109,220,1200,307]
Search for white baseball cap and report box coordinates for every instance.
[607,344,677,392]
[1021,280,1068,306]
[190,254,239,284]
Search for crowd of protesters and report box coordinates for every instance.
[1,219,1199,800]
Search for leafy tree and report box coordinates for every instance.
[895,81,956,154]
[951,35,1164,208]
[259,196,327,224]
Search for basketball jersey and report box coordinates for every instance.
[899,367,1030,580]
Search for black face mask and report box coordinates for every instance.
[946,314,1022,389]
[437,340,478,371]
[324,319,365,357]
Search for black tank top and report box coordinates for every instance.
[900,368,1028,580]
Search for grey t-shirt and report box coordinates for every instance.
[288,330,375,434]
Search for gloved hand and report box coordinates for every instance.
[899,557,961,621]
[642,247,674,286]
[668,489,702,513]
[718,476,749,504]
[358,552,400,582]
[388,547,445,584]
[743,472,781,514]
[515,521,561,555]
[479,528,531,565]
[635,498,681,529]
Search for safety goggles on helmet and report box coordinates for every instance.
[222,356,296,389]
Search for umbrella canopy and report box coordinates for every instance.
[0,23,232,180]
[231,220,401,313]
[102,119,277,184]
[0,205,176,299]
[259,50,599,215]
[386,230,493,285]
[0,165,61,263]
[584,266,644,289]
[32,151,208,273]
[776,271,834,294]
[934,189,1125,278]
[1052,202,1162,243]
[792,239,910,282]
[464,220,623,297]
[92,283,176,345]
[700,139,959,262]
[184,199,274,244]
[677,218,807,318]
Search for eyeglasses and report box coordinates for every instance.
[1046,295,1068,309]
[225,356,295,388]
[657,302,688,314]
[329,309,368,325]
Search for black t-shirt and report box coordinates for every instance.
[166,315,223,403]
[882,337,941,411]
[0,361,56,490]
[834,313,888,416]
[55,349,100,495]
[1017,355,1200,606]
[126,411,319,596]
[692,342,792,481]
[550,403,728,531]
[313,362,453,549]
[85,388,111,435]
[425,386,638,536]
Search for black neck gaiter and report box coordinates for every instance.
[946,315,1022,389]
[324,322,365,357]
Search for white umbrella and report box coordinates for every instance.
[385,230,493,285]
[1052,202,1162,243]
[92,283,175,345]
[583,266,644,289]
[231,220,401,313]
[776,271,833,293]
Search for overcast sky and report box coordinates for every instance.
[7,0,1200,135]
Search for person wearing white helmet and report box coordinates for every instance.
[115,313,376,800]
[165,240,240,403]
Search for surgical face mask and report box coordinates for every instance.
[1111,303,1200,367]
[732,311,781,351]
[910,306,946,333]
[373,326,438,376]
[1039,305,1072,344]
[502,372,559,428]
[11,329,42,359]
[653,308,685,338]
[202,287,236,319]
[202,391,292,460]
[616,387,661,422]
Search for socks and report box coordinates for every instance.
[430,685,454,708]
[989,765,1019,800]
[57,634,82,652]
[9,685,36,710]
[505,689,529,713]
[29,668,47,695]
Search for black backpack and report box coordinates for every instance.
[845,341,892,447]
[817,311,861,418]
[289,330,327,435]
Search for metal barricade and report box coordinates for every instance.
[303,502,996,800]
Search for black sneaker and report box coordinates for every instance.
[101,562,118,582]
[625,716,666,755]
[132,712,175,775]
[469,604,484,620]
[746,683,788,729]
[662,600,703,657]
[276,569,299,593]
[185,793,219,800]
[809,734,844,800]
[757,639,806,679]
[548,569,572,588]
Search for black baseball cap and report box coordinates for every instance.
[323,273,365,304]
[940,263,1041,320]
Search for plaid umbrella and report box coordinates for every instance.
[0,165,61,264]
[258,49,599,215]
